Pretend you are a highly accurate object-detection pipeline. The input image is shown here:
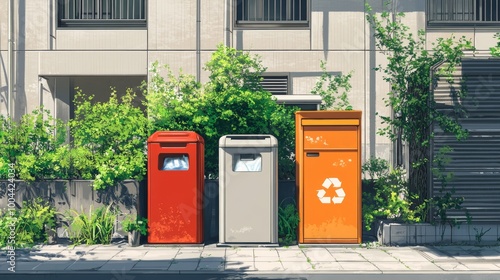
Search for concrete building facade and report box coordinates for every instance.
[1,0,498,164]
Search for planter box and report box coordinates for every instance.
[378,221,500,246]
[0,180,145,240]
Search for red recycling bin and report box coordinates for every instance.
[147,131,204,244]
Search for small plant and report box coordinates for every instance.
[0,198,57,248]
[65,204,117,245]
[429,146,465,242]
[362,158,423,231]
[491,33,500,57]
[278,200,299,246]
[122,216,148,236]
[473,227,491,244]
[311,60,353,110]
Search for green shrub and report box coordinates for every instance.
[145,45,297,179]
[0,198,57,248]
[0,108,67,181]
[70,89,148,189]
[278,201,299,246]
[362,158,423,231]
[65,204,117,245]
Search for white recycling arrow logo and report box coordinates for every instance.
[317,177,346,204]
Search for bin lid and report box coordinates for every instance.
[148,131,204,144]
[219,134,278,148]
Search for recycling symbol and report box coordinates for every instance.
[317,177,345,204]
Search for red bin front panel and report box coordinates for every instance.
[147,132,204,244]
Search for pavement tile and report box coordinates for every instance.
[225,260,256,271]
[401,261,442,271]
[434,262,471,271]
[67,260,107,270]
[168,260,200,271]
[387,250,430,262]
[461,262,500,270]
[13,262,43,271]
[200,249,226,259]
[371,261,409,271]
[310,261,343,270]
[356,250,397,262]
[277,249,308,261]
[197,260,225,271]
[418,248,456,261]
[110,250,147,261]
[253,248,280,261]
[338,261,379,271]
[281,261,314,271]
[79,251,120,261]
[140,249,178,260]
[131,260,171,270]
[98,260,138,271]
[174,250,202,260]
[330,252,365,262]
[225,249,254,261]
[254,261,284,271]
[301,248,336,262]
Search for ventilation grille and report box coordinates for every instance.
[261,76,288,95]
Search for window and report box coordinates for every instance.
[58,0,146,28]
[427,0,500,26]
[236,0,309,27]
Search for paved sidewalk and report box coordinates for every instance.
[1,242,500,275]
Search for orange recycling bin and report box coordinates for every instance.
[147,131,204,244]
[296,111,362,244]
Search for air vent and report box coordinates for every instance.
[261,76,288,95]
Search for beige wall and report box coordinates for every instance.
[0,0,499,163]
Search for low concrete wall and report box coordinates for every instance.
[0,180,297,244]
[378,221,500,246]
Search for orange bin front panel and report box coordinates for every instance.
[147,131,204,244]
[296,111,362,244]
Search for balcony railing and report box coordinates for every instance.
[427,0,500,26]
[58,0,146,28]
[236,0,309,27]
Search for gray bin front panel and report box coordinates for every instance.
[223,147,273,243]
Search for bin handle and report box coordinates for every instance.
[160,142,188,148]
[306,152,320,157]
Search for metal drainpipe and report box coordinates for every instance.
[196,0,201,83]
[8,0,14,118]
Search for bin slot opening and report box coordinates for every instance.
[228,136,269,140]
[233,153,262,172]
[160,142,187,148]
[306,152,320,157]
[159,154,189,170]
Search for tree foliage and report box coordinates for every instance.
[366,3,472,206]
[146,44,297,179]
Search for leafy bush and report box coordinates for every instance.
[70,89,148,189]
[145,45,297,179]
[362,158,423,231]
[278,201,299,246]
[0,108,67,181]
[65,204,117,245]
[0,198,57,248]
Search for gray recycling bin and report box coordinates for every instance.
[218,135,278,246]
